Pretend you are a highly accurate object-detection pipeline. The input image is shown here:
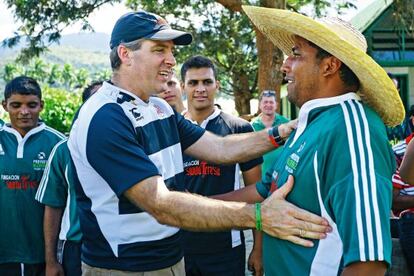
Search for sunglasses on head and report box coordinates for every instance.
[262,90,276,97]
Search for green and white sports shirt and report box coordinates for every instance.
[257,93,395,275]
[0,123,64,264]
[36,139,82,242]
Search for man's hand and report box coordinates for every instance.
[261,175,331,247]
[248,246,264,276]
[46,261,64,276]
[278,119,298,139]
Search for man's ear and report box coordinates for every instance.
[2,100,8,112]
[39,100,44,112]
[117,45,132,66]
[321,56,342,77]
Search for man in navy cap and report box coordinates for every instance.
[68,10,331,274]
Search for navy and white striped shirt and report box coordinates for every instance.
[68,81,205,271]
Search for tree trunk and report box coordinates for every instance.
[256,0,286,114]
[215,0,286,115]
[232,71,252,115]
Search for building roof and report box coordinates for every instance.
[351,0,393,32]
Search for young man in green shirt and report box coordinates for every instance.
[0,76,65,275]
[35,81,102,276]
[242,7,404,275]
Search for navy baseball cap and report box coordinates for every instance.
[110,11,193,49]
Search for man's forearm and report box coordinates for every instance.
[341,261,387,275]
[44,206,63,264]
[126,180,255,231]
[185,121,296,165]
[392,194,414,212]
[125,175,331,246]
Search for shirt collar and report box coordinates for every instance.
[186,106,221,129]
[101,81,147,106]
[290,92,360,146]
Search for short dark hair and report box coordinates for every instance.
[4,76,42,100]
[308,41,360,90]
[180,55,217,82]
[82,81,103,103]
[110,39,144,70]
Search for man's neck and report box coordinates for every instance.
[111,73,149,101]
[261,113,275,127]
[186,105,215,125]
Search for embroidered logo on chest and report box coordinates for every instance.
[129,107,144,121]
[33,152,48,171]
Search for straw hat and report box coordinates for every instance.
[242,6,404,126]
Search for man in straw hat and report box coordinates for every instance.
[242,6,405,275]
[68,10,331,274]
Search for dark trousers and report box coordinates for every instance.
[185,244,245,276]
[60,240,82,276]
[0,262,45,276]
[399,212,414,274]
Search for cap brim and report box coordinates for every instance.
[149,29,193,45]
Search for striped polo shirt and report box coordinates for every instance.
[68,81,204,271]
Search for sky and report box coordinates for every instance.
[0,0,375,41]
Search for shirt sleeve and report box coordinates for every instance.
[174,111,205,151]
[86,104,160,196]
[255,168,275,199]
[35,141,68,208]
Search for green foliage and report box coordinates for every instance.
[1,58,109,91]
[40,86,81,134]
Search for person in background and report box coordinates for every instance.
[35,81,103,276]
[0,76,65,275]
[158,72,186,113]
[391,129,414,274]
[251,90,289,174]
[180,55,263,276]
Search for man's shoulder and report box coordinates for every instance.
[42,125,66,141]
[218,111,251,127]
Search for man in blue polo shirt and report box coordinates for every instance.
[243,7,405,275]
[180,55,263,275]
[68,10,332,274]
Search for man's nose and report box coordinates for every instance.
[20,107,30,115]
[281,56,292,74]
[195,84,206,94]
[165,51,176,67]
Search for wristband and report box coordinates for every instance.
[255,203,262,231]
[268,127,284,147]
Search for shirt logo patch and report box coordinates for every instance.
[33,153,48,171]
[153,104,165,117]
[270,171,279,194]
[1,174,38,190]
[37,152,46,159]
[285,153,299,174]
[129,107,144,121]
[184,160,221,176]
